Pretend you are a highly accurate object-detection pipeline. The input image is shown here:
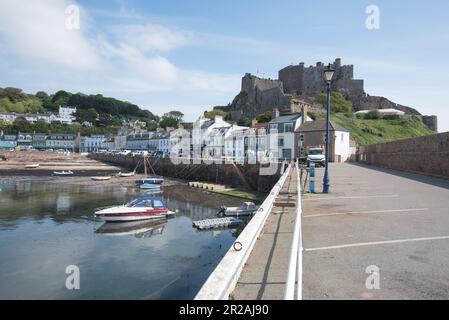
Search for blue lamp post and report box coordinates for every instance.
[323,64,335,194]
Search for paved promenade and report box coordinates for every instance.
[303,163,449,299]
[231,162,449,300]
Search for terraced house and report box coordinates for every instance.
[46,133,80,152]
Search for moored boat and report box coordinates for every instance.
[91,176,112,181]
[139,183,161,190]
[217,202,260,217]
[142,189,163,196]
[53,170,74,176]
[135,175,164,185]
[94,196,174,222]
[117,171,136,177]
[25,164,39,168]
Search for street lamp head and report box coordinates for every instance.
[324,63,335,83]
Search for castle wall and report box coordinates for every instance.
[278,64,304,94]
[421,115,438,132]
[278,59,365,99]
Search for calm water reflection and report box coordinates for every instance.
[0,180,247,299]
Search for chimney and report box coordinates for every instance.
[272,108,280,119]
[251,119,258,127]
[214,115,223,123]
[301,105,308,124]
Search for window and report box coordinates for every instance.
[341,133,344,142]
[284,123,293,132]
[278,138,284,147]
[270,124,278,131]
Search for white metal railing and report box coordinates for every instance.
[195,163,292,300]
[284,161,303,300]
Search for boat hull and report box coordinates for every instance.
[135,177,164,185]
[139,183,161,190]
[95,207,174,222]
[98,213,166,222]
[91,176,111,181]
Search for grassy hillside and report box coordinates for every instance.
[328,113,435,146]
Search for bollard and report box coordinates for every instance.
[309,162,315,193]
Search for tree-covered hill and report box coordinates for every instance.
[0,87,158,124]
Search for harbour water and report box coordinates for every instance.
[0,179,247,299]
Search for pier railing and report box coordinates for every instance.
[195,163,292,300]
[284,161,303,300]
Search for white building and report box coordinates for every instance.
[355,108,405,116]
[0,113,17,123]
[58,106,76,124]
[192,115,232,162]
[157,131,171,156]
[223,125,249,164]
[267,108,313,160]
[80,135,106,152]
[295,120,351,162]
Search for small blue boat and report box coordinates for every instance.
[142,189,163,196]
[135,175,164,185]
[140,183,161,190]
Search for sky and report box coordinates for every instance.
[0,0,448,132]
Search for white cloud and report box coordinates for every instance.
[0,0,240,114]
[112,24,194,53]
[0,0,102,70]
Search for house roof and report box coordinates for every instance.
[296,120,349,132]
[269,114,301,124]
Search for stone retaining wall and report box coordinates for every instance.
[358,132,449,179]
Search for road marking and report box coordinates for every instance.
[305,235,449,252]
[304,208,429,218]
[303,195,399,201]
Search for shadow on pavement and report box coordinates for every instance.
[349,162,449,190]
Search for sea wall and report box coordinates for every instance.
[90,154,282,192]
[358,132,449,179]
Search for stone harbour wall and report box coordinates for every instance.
[358,132,449,179]
[90,154,283,192]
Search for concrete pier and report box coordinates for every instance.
[231,166,298,299]
[197,162,449,300]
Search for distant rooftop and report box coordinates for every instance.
[269,114,301,124]
[297,120,349,132]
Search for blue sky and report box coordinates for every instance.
[0,0,448,132]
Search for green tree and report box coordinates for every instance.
[237,116,252,127]
[0,87,28,103]
[256,111,272,123]
[12,118,32,132]
[204,109,227,119]
[159,110,184,128]
[74,108,98,123]
[36,91,48,99]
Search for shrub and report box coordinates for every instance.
[364,110,382,120]
[383,114,401,120]
[315,91,353,113]
[307,111,317,120]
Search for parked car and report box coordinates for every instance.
[131,150,148,157]
[118,150,131,156]
[0,154,7,161]
[307,147,325,167]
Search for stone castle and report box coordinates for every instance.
[222,58,437,131]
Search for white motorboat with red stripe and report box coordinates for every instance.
[94,197,175,222]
